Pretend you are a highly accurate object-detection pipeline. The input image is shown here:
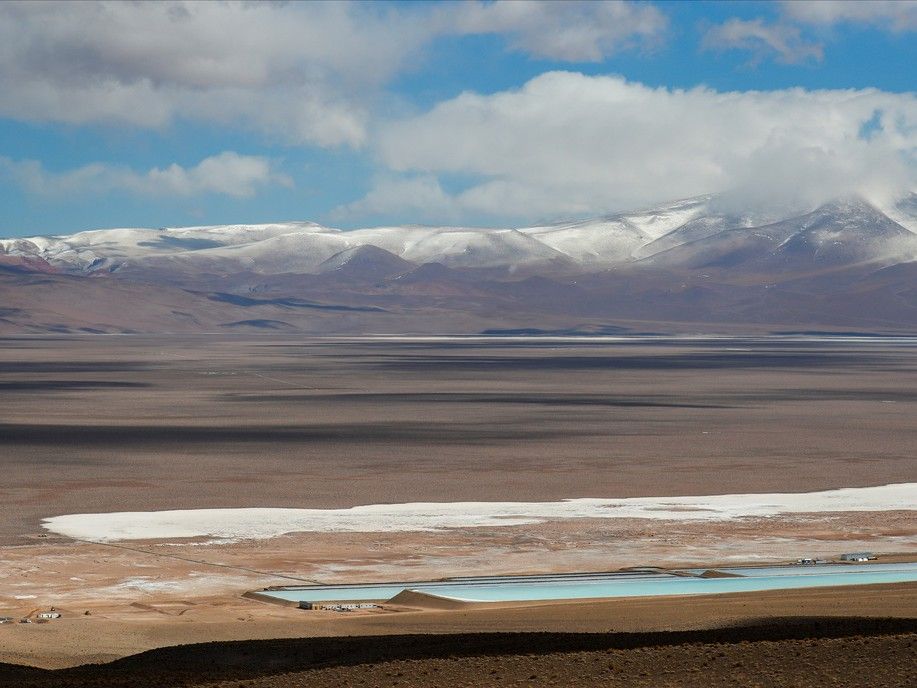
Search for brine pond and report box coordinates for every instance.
[257,562,917,605]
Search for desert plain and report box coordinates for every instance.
[0,334,915,684]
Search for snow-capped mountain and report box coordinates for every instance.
[2,194,916,334]
[519,196,711,265]
[644,198,917,272]
[5,194,914,276]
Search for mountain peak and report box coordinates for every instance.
[2,193,915,277]
[317,245,414,279]
[4,192,917,334]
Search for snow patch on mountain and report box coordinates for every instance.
[4,194,916,275]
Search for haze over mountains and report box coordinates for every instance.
[2,194,917,334]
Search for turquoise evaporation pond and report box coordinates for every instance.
[260,563,917,604]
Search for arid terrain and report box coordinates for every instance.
[1,615,915,687]
[1,335,915,681]
[3,2,915,684]
[3,335,916,543]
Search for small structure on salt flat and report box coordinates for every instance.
[795,557,827,565]
[299,602,379,612]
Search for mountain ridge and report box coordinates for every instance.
[2,194,916,334]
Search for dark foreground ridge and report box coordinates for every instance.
[1,617,915,687]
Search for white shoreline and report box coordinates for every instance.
[40,483,916,543]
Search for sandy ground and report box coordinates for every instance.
[0,519,914,669]
[3,336,917,544]
[2,512,914,611]
[1,336,915,672]
[1,583,915,671]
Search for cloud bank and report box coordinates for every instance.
[1,1,914,225]
[353,72,916,221]
[0,1,413,147]
[0,152,290,198]
[0,1,664,149]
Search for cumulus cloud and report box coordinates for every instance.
[335,175,461,223]
[451,1,667,62]
[355,72,916,221]
[0,152,291,198]
[0,1,668,147]
[0,1,413,146]
[782,0,917,31]
[702,18,823,65]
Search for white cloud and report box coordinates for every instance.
[451,1,667,62]
[335,175,461,223]
[702,18,823,65]
[782,1,917,31]
[0,1,669,147]
[356,72,916,221]
[0,1,430,147]
[0,152,291,198]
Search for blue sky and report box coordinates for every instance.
[0,0,914,237]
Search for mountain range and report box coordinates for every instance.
[2,194,917,334]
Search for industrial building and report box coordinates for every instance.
[795,557,827,565]
[299,602,380,612]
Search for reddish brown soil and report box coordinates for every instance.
[207,633,916,688]
[1,619,913,688]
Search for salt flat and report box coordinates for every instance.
[41,483,917,541]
